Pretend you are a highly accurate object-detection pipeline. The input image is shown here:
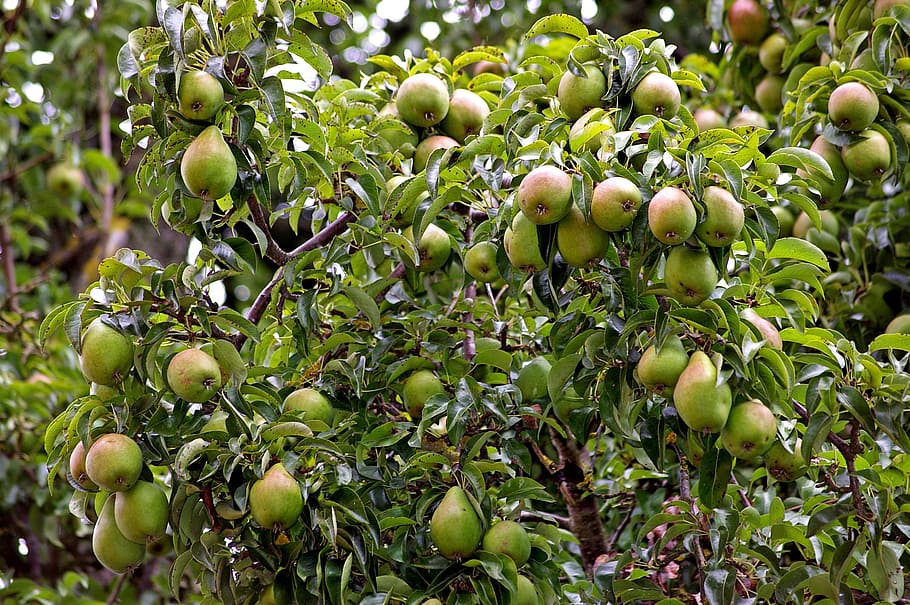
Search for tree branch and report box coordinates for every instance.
[248,196,290,265]
[0,223,18,311]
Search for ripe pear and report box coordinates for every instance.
[249,463,303,529]
[80,318,133,386]
[464,241,501,283]
[568,108,614,153]
[741,308,782,349]
[114,480,169,543]
[841,129,891,181]
[799,135,848,206]
[396,73,450,128]
[482,520,531,567]
[93,495,146,573]
[827,82,879,132]
[515,357,551,402]
[764,439,805,482]
[517,165,573,225]
[636,334,689,397]
[754,74,784,113]
[403,369,444,418]
[673,351,732,433]
[632,71,681,119]
[693,108,726,132]
[47,162,83,198]
[177,70,225,121]
[664,246,718,306]
[284,387,334,427]
[727,0,768,45]
[429,485,483,559]
[505,212,546,272]
[440,88,489,142]
[557,63,606,120]
[721,399,777,459]
[422,600,443,605]
[514,575,540,605]
[696,186,744,247]
[413,135,459,173]
[406,223,452,272]
[591,176,642,232]
[180,125,237,200]
[167,348,222,403]
[69,440,96,490]
[556,204,611,267]
[759,33,787,73]
[648,187,697,245]
[85,433,143,492]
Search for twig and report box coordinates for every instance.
[0,224,18,311]
[106,572,128,605]
[672,443,708,603]
[285,210,356,258]
[0,151,54,182]
[463,224,476,362]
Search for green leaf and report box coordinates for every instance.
[299,0,352,22]
[767,237,830,270]
[453,46,507,72]
[868,333,910,352]
[524,14,589,40]
[698,442,733,509]
[343,286,380,329]
[767,147,834,179]
[212,339,247,385]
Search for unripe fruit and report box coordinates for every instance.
[517,166,573,225]
[505,212,547,272]
[167,348,223,403]
[799,136,848,206]
[406,223,452,272]
[874,0,910,19]
[885,314,910,334]
[741,308,783,349]
[648,187,697,245]
[440,88,489,143]
[828,82,879,132]
[69,440,96,490]
[664,246,718,306]
[793,209,839,240]
[759,33,788,73]
[464,241,501,283]
[727,0,769,45]
[47,163,83,198]
[514,575,540,605]
[430,486,483,559]
[556,204,611,267]
[482,520,531,567]
[696,186,744,247]
[93,495,146,573]
[249,463,303,529]
[693,108,726,132]
[396,73,450,128]
[568,108,614,153]
[413,135,459,173]
[114,480,169,543]
[764,439,805,481]
[80,318,133,386]
[180,125,237,200]
[85,433,143,492]
[177,70,225,121]
[557,64,606,120]
[729,109,769,129]
[591,176,642,232]
[515,357,551,402]
[631,72,681,119]
[771,206,795,236]
[636,334,689,397]
[721,399,777,459]
[673,351,732,433]
[754,74,784,113]
[403,369,444,418]
[283,388,334,427]
[841,129,891,180]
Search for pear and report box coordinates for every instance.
[827,82,879,132]
[721,399,777,459]
[673,351,732,433]
[403,369,444,418]
[696,186,744,247]
[249,463,303,529]
[557,63,606,120]
[69,440,96,490]
[505,212,546,272]
[759,33,787,73]
[284,387,334,427]
[741,308,782,349]
[413,135,459,173]
[180,125,237,200]
[91,382,120,400]
[177,70,225,121]
[648,187,697,245]
[798,136,848,206]
[631,71,681,119]
[636,334,689,397]
[80,317,133,386]
[568,108,614,153]
[514,575,540,605]
[114,480,169,543]
[396,73,450,128]
[406,223,452,272]
[167,348,222,403]
[47,162,83,198]
[374,117,418,159]
[727,0,768,45]
[841,129,891,181]
[464,241,501,283]
[430,485,483,559]
[885,314,910,334]
[729,109,768,129]
[93,495,146,573]
[482,520,531,567]
[556,203,611,267]
[754,74,784,113]
[664,246,718,306]
[792,209,838,239]
[693,108,726,132]
[440,88,489,142]
[515,357,551,402]
[771,206,795,236]
[85,433,144,492]
[764,439,805,482]
[591,176,642,232]
[517,165,573,225]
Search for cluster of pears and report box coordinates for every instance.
[428,486,540,605]
[68,433,169,573]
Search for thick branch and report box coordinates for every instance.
[0,224,17,311]
[248,196,290,265]
[286,210,356,258]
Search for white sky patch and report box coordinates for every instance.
[187,238,227,307]
[581,0,598,20]
[660,6,676,22]
[420,22,441,42]
[376,0,408,22]
[22,82,44,102]
[31,50,54,65]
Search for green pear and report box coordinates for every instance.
[696,186,744,247]
[177,70,225,121]
[373,117,418,159]
[636,334,689,397]
[47,162,83,198]
[754,74,784,113]
[422,600,443,605]
[673,351,732,433]
[517,165,573,225]
[403,369,444,418]
[430,485,483,559]
[729,109,768,129]
[792,209,839,239]
[406,223,452,272]
[464,241,501,283]
[93,495,146,573]
[283,387,334,427]
[69,440,96,490]
[114,480,169,543]
[741,308,782,349]
[557,63,606,120]
[897,120,910,145]
[180,125,237,200]
[91,382,120,400]
[482,520,531,567]
[80,317,133,386]
[505,212,546,272]
[396,73,450,128]
[759,33,787,73]
[440,88,489,142]
[693,108,726,132]
[727,0,768,45]
[798,136,848,206]
[249,463,303,529]
[828,82,878,132]
[632,71,681,119]
[591,176,642,232]
[648,187,697,245]
[771,206,795,236]
[85,433,143,492]
[885,314,910,334]
[721,399,777,459]
[664,246,718,306]
[556,203,611,267]
[553,385,586,424]
[764,439,805,481]
[515,357,551,402]
[568,108,614,153]
[413,135,459,173]
[841,129,891,181]
[167,348,222,403]
[514,575,540,605]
